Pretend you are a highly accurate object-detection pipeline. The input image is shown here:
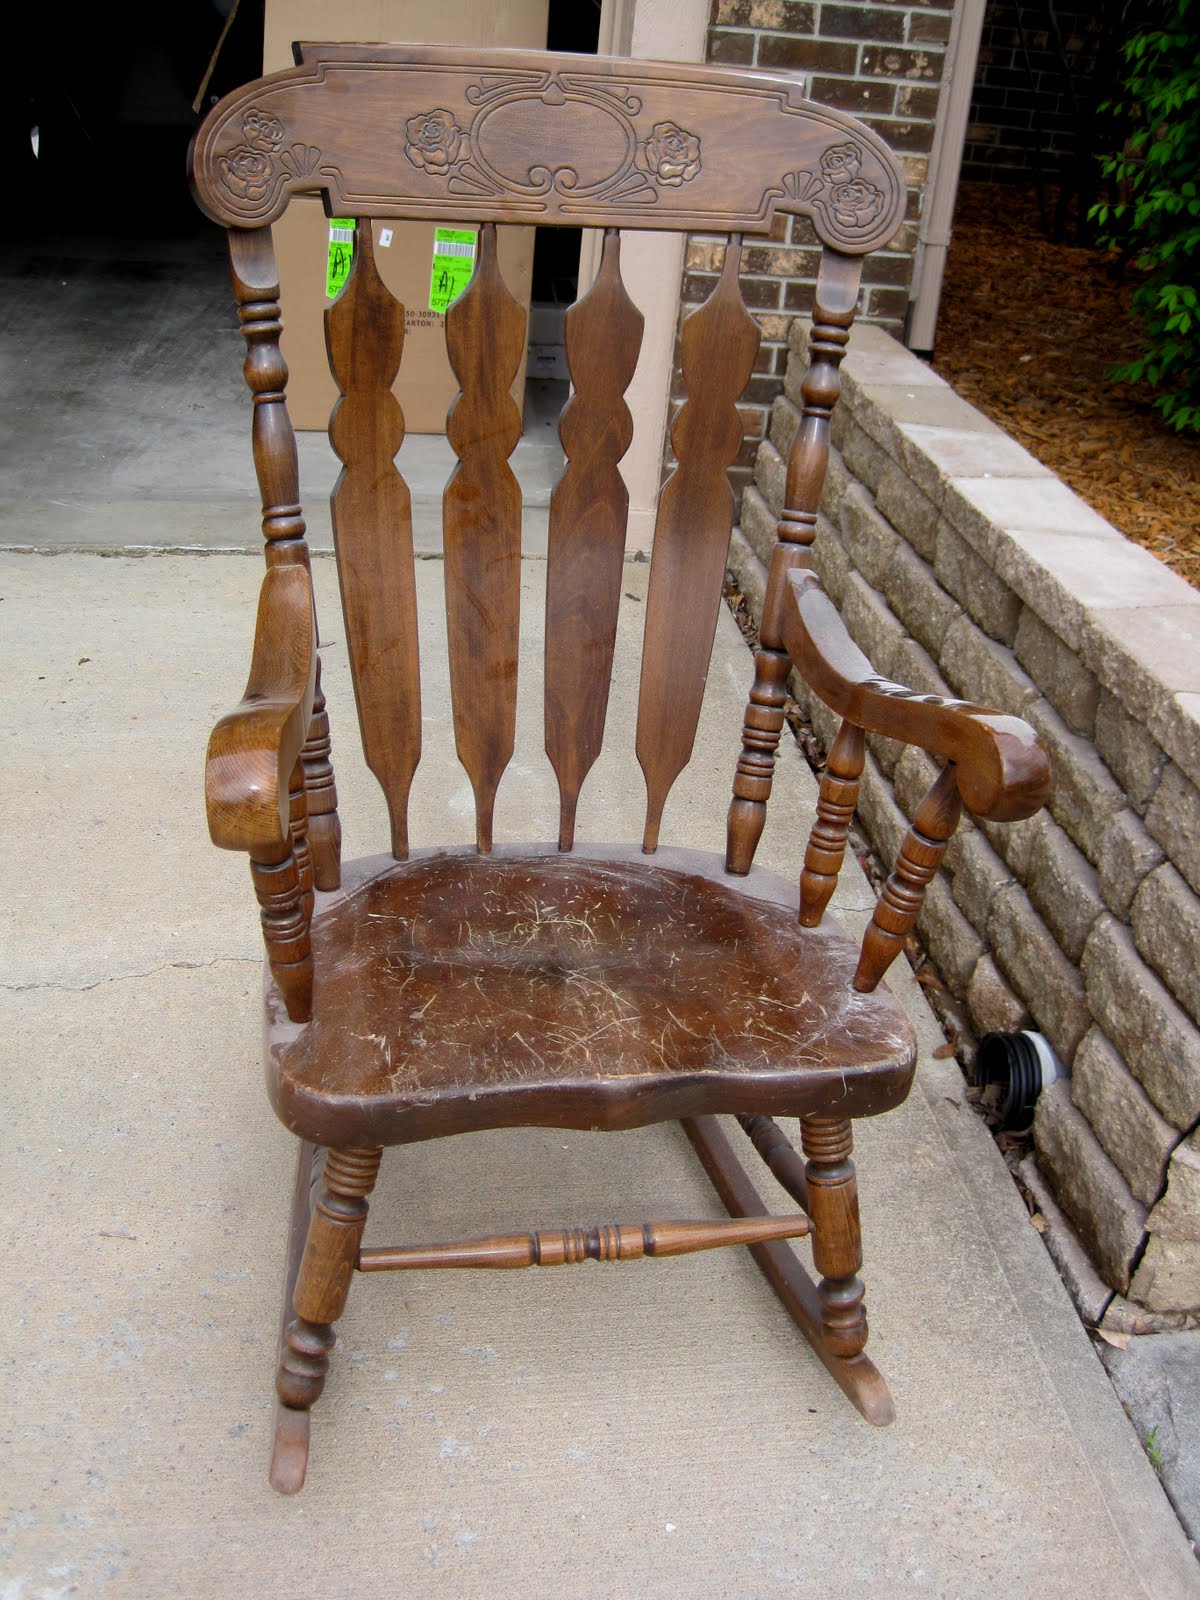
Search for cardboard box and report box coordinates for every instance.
[263,0,548,432]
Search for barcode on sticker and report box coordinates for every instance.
[326,217,355,298]
[429,227,478,313]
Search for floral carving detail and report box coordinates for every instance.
[819,141,861,186]
[404,109,467,173]
[637,121,701,187]
[242,109,285,152]
[218,145,274,203]
[829,178,885,229]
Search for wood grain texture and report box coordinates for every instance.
[358,1213,809,1272]
[637,236,760,851]
[265,845,915,1148]
[782,569,1051,822]
[854,764,962,993]
[326,222,422,860]
[189,46,907,251]
[443,222,526,854]
[799,717,865,927]
[205,562,317,854]
[801,1116,866,1357]
[545,228,643,850]
[300,661,341,890]
[228,227,309,567]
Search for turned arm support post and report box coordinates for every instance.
[727,251,862,874]
[781,567,1050,988]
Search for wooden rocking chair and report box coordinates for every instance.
[188,44,1050,1493]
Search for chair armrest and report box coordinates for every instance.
[206,563,317,853]
[782,568,1049,822]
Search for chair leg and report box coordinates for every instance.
[682,1115,893,1425]
[800,1116,867,1358]
[270,1144,382,1493]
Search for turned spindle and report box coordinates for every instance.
[801,1116,866,1358]
[277,1146,383,1412]
[799,718,866,926]
[301,661,342,891]
[855,764,962,992]
[726,252,862,873]
[250,838,313,1024]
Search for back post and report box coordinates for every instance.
[725,249,862,875]
[228,226,330,1011]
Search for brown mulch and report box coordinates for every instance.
[931,182,1200,591]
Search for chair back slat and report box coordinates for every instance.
[636,236,760,851]
[545,228,644,851]
[326,223,422,859]
[444,222,526,854]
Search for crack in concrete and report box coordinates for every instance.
[4,956,260,993]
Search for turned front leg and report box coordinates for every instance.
[277,1146,382,1412]
[801,1117,866,1358]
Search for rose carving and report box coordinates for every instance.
[242,109,285,152]
[820,141,862,187]
[404,109,466,173]
[637,121,701,187]
[829,179,886,230]
[218,145,274,204]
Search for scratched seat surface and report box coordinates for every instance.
[267,847,917,1147]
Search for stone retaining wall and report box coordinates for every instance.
[729,319,1200,1317]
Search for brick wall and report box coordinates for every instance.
[668,0,952,500]
[962,0,1105,182]
[730,321,1200,1322]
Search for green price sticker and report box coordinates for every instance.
[429,228,477,314]
[326,218,354,299]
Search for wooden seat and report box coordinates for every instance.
[268,847,916,1147]
[188,42,1050,1495]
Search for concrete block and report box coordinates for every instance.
[892,743,941,819]
[838,481,900,589]
[934,520,1021,646]
[968,954,1033,1034]
[988,884,1090,1066]
[1033,1079,1148,1294]
[995,528,1179,654]
[821,447,853,525]
[1071,1027,1182,1207]
[875,459,939,561]
[917,873,986,998]
[894,421,1052,512]
[866,729,904,780]
[1018,1154,1116,1327]
[1028,698,1127,865]
[1146,1133,1200,1242]
[940,615,1038,715]
[950,828,1014,935]
[1026,820,1105,964]
[889,634,953,699]
[740,484,777,572]
[755,437,786,515]
[1082,915,1200,1132]
[1146,763,1200,899]
[1094,689,1167,814]
[1128,1236,1200,1314]
[841,569,904,678]
[1096,809,1166,919]
[1015,608,1100,739]
[855,748,909,869]
[981,806,1049,883]
[883,542,962,659]
[726,527,767,624]
[768,392,801,459]
[812,513,852,606]
[1131,863,1200,1027]
[838,417,888,496]
[1078,594,1200,737]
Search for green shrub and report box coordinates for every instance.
[1091,0,1200,432]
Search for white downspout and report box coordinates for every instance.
[905,0,988,353]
